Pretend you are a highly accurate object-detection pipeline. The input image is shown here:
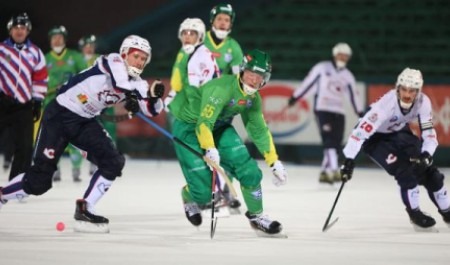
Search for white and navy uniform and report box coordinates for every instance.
[2,53,163,202]
[343,90,448,211]
[292,61,363,148]
[187,44,219,88]
[0,37,48,180]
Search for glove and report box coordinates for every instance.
[148,79,165,104]
[163,90,176,112]
[340,158,355,182]
[32,100,42,122]
[124,92,140,114]
[271,160,287,186]
[287,96,297,107]
[412,152,433,173]
[205,148,220,170]
[357,112,365,118]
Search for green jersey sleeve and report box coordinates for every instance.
[241,95,279,166]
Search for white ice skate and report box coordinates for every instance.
[245,211,287,238]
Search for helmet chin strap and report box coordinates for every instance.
[52,45,65,54]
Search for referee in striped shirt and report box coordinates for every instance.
[0,13,48,180]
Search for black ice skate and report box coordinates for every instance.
[184,202,202,226]
[406,208,437,232]
[438,209,450,228]
[74,199,109,233]
[245,211,286,238]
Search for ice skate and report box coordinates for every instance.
[74,199,109,233]
[319,171,333,184]
[406,208,437,232]
[184,202,202,226]
[72,168,81,182]
[245,211,286,238]
[438,209,450,228]
[53,167,61,182]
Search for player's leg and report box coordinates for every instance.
[420,166,450,226]
[363,130,436,230]
[217,126,282,235]
[172,119,212,226]
[69,119,124,232]
[316,111,343,184]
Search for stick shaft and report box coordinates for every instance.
[322,181,345,232]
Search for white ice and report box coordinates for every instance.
[1,157,450,265]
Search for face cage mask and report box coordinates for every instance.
[335,59,347,69]
[52,45,65,54]
[182,44,195,54]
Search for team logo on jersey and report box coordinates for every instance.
[77,93,88,104]
[385,153,397,164]
[43,148,55,159]
[389,116,399,122]
[228,99,236,106]
[224,52,232,63]
[368,113,378,122]
[68,58,75,65]
[209,96,222,105]
[56,60,66,66]
[238,99,246,105]
[211,51,221,58]
[246,100,253,108]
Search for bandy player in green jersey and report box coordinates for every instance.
[45,25,88,182]
[169,49,288,236]
[204,3,243,75]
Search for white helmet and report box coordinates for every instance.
[396,67,423,109]
[332,42,352,69]
[119,35,152,77]
[178,18,206,54]
[332,42,352,57]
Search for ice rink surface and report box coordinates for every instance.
[1,157,450,265]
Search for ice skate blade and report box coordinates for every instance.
[412,224,439,233]
[74,220,110,233]
[252,229,288,238]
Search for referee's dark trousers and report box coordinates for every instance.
[0,93,34,180]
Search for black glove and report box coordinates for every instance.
[357,112,365,118]
[287,96,297,107]
[340,158,355,182]
[124,92,140,114]
[148,80,165,104]
[412,152,433,173]
[32,100,42,122]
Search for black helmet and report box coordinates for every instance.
[7,13,32,31]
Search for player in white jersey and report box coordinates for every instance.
[287,43,364,184]
[340,68,450,231]
[0,35,165,233]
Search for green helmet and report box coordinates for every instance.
[48,25,68,39]
[210,4,235,25]
[78,34,96,49]
[241,49,272,83]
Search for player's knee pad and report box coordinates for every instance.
[421,166,445,192]
[22,163,55,195]
[97,153,125,181]
[394,167,418,190]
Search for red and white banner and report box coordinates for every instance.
[233,80,366,144]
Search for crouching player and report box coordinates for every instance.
[340,68,450,231]
[0,35,165,233]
